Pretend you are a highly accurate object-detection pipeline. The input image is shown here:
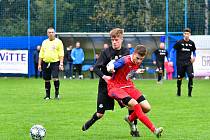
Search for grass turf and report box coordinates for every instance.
[0,78,209,140]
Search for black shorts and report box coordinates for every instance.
[177,63,194,79]
[97,82,114,114]
[42,61,60,80]
[157,62,164,73]
[118,95,146,108]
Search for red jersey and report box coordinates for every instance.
[108,55,141,89]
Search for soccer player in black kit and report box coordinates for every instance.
[152,42,169,83]
[82,28,141,137]
[171,28,196,97]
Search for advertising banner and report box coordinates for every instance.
[190,36,210,77]
[0,50,28,74]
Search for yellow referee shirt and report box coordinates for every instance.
[39,38,64,63]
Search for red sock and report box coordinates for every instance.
[133,104,156,132]
[128,111,137,122]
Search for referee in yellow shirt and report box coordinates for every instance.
[38,27,64,100]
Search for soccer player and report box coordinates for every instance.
[82,28,140,137]
[38,27,64,100]
[107,45,163,138]
[170,28,196,97]
[152,42,169,83]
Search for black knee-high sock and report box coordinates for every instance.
[177,79,182,96]
[82,112,100,131]
[54,80,60,95]
[129,110,137,125]
[188,78,193,96]
[45,81,51,97]
[158,74,162,81]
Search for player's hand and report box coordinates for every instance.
[190,57,195,63]
[136,68,145,74]
[153,61,156,65]
[38,65,42,72]
[102,75,112,82]
[59,64,64,71]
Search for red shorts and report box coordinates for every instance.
[108,87,142,101]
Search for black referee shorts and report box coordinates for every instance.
[42,61,60,80]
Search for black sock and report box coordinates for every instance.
[90,71,94,79]
[54,80,60,96]
[128,110,137,125]
[158,74,162,81]
[188,78,193,96]
[45,81,51,97]
[82,112,100,131]
[177,79,182,96]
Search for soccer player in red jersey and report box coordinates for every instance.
[107,45,163,138]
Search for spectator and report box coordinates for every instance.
[127,43,135,54]
[89,53,99,79]
[34,45,42,78]
[103,43,109,50]
[164,61,174,80]
[64,45,73,79]
[71,41,85,79]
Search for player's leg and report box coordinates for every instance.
[127,109,140,137]
[186,64,194,97]
[177,65,185,96]
[82,110,105,131]
[42,62,52,100]
[126,89,150,137]
[124,98,163,137]
[82,84,114,131]
[52,62,60,99]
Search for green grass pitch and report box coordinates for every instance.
[0,78,209,140]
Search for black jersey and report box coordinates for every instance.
[173,39,196,65]
[94,46,130,83]
[153,49,168,63]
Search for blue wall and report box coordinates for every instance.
[0,36,47,77]
[168,35,182,78]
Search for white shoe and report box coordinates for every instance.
[154,127,163,138]
[79,75,83,79]
[124,115,136,131]
[64,76,66,79]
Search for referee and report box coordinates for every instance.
[38,27,64,100]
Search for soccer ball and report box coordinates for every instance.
[30,124,46,140]
[106,60,115,72]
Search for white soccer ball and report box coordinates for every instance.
[30,124,46,140]
[106,60,115,72]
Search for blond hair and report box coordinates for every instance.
[109,28,124,38]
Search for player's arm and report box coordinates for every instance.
[107,57,125,72]
[191,43,196,63]
[166,50,169,62]
[93,51,108,78]
[152,51,156,65]
[58,41,64,71]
